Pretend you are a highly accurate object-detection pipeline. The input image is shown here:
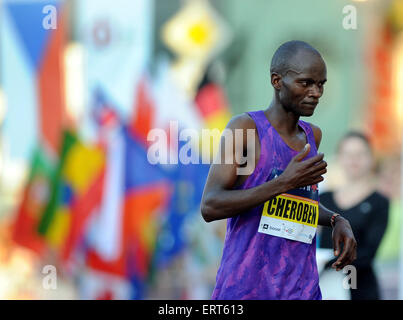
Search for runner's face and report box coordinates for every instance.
[338,137,374,180]
[279,54,327,116]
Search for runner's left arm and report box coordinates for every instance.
[318,203,357,270]
[311,123,357,271]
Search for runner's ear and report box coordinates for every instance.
[271,72,282,90]
[294,144,310,162]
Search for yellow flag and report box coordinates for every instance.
[161,0,230,61]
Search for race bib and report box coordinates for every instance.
[258,169,319,244]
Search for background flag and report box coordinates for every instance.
[12,146,54,255]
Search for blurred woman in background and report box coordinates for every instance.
[319,131,389,300]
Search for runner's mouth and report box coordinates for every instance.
[302,102,317,108]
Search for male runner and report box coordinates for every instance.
[201,40,357,300]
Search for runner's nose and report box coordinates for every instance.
[308,84,322,99]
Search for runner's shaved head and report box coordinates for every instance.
[270,40,323,76]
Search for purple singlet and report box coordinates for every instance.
[211,110,321,300]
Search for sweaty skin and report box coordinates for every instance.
[201,46,357,272]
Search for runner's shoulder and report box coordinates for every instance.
[303,121,322,149]
[226,113,256,131]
